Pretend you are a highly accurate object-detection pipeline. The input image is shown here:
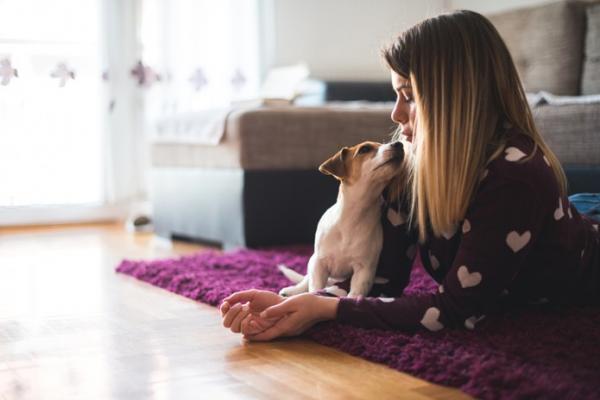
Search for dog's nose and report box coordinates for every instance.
[391,141,404,158]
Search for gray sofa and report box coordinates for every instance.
[150,0,600,248]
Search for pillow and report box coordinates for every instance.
[488,1,588,95]
[581,3,600,95]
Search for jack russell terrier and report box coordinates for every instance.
[278,140,406,298]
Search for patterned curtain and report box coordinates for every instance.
[0,0,105,209]
[137,0,260,143]
[0,0,260,223]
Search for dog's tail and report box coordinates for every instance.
[277,264,304,283]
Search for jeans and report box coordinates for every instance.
[569,193,600,222]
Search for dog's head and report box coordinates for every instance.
[318,141,405,188]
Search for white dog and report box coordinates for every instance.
[278,140,406,298]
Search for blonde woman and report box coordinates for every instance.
[220,10,600,339]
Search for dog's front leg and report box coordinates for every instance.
[348,264,376,298]
[307,255,329,292]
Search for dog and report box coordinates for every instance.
[278,140,406,298]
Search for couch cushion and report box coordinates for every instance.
[151,104,395,170]
[533,102,600,164]
[488,1,588,95]
[582,3,600,94]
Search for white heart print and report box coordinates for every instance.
[462,219,471,234]
[506,230,531,252]
[421,307,444,331]
[441,224,458,240]
[429,252,440,270]
[480,169,489,181]
[374,276,390,284]
[387,208,406,227]
[378,297,395,303]
[457,265,482,288]
[504,147,526,162]
[554,198,564,221]
[465,315,486,330]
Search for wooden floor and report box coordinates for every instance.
[0,223,470,400]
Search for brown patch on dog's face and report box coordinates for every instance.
[319,141,383,183]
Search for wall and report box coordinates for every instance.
[265,0,446,81]
[449,0,554,14]
[266,0,557,81]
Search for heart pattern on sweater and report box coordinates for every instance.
[480,169,489,181]
[387,208,406,226]
[457,265,482,288]
[378,297,395,303]
[504,147,526,162]
[506,230,531,252]
[429,252,440,270]
[421,307,444,331]
[374,276,389,284]
[465,315,486,330]
[439,285,444,293]
[462,219,471,234]
[441,224,458,240]
[554,198,564,220]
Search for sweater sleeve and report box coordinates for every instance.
[336,177,545,332]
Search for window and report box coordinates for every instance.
[0,0,105,208]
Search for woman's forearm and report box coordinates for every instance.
[316,295,341,321]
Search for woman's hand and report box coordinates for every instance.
[243,293,340,341]
[220,289,285,335]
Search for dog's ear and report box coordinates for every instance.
[319,147,349,179]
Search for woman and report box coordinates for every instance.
[220,10,600,340]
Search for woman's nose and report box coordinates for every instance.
[391,101,409,125]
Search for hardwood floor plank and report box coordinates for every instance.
[0,223,470,399]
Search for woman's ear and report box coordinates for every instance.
[319,147,349,180]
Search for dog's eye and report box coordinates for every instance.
[358,145,372,154]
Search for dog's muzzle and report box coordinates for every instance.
[390,141,404,161]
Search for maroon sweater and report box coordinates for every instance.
[334,129,600,332]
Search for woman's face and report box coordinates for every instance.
[390,71,417,143]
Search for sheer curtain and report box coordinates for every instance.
[139,0,261,141]
[0,0,261,225]
[0,0,109,224]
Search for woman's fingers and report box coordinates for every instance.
[223,289,257,306]
[240,314,253,335]
[242,318,265,336]
[260,298,296,319]
[222,302,243,328]
[245,318,292,341]
[230,304,250,333]
[220,301,230,316]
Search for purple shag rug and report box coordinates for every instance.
[116,246,600,400]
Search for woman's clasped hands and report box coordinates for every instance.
[220,289,340,341]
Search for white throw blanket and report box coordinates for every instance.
[152,107,233,146]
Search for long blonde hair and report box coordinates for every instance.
[383,10,566,242]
